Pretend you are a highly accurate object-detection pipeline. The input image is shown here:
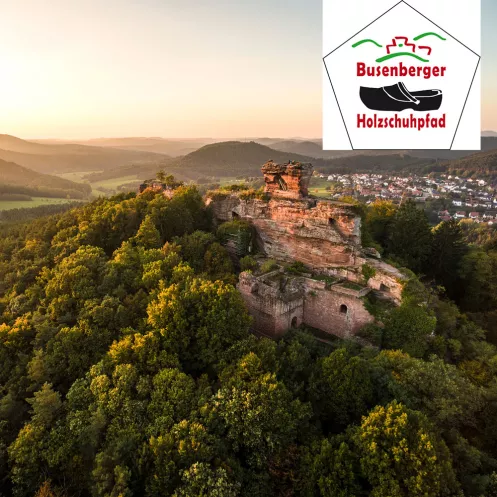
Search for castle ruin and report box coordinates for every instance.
[206,161,406,339]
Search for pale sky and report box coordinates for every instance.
[0,0,495,139]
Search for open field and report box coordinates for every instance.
[308,177,334,198]
[58,171,141,196]
[91,175,139,190]
[57,171,100,183]
[0,197,85,211]
[219,177,246,186]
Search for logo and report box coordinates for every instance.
[323,1,480,150]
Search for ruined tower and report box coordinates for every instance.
[262,160,313,199]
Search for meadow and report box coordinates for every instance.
[0,197,85,211]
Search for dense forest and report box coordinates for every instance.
[0,202,84,224]
[1,184,497,497]
[432,150,497,180]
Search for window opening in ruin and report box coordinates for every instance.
[276,175,288,191]
[329,218,337,226]
[232,211,240,219]
[340,304,348,314]
[380,283,389,292]
[291,316,298,328]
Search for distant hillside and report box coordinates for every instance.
[267,140,410,160]
[83,140,476,184]
[0,135,168,174]
[0,160,91,198]
[482,137,497,150]
[106,144,199,157]
[406,138,497,161]
[34,137,216,157]
[267,137,497,161]
[435,150,497,179]
[313,153,436,175]
[36,137,211,157]
[167,141,314,178]
[249,138,288,146]
[82,161,188,185]
[269,140,329,158]
[13,133,496,185]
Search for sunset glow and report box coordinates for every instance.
[0,0,494,139]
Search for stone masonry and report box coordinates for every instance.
[206,161,407,339]
[238,269,375,339]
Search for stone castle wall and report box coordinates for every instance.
[302,283,374,338]
[238,271,304,338]
[238,270,375,339]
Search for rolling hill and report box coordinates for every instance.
[33,137,213,157]
[81,139,493,185]
[33,137,223,157]
[312,153,436,175]
[0,135,168,174]
[82,141,315,184]
[166,141,315,178]
[265,139,415,159]
[8,134,496,189]
[0,159,91,198]
[166,142,447,178]
[434,150,497,179]
[263,137,497,161]
[269,140,331,158]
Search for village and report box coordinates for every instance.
[316,171,497,225]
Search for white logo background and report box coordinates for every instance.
[323,0,481,151]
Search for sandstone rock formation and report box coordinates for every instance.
[261,160,313,199]
[207,195,361,269]
[206,161,407,339]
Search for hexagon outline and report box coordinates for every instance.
[323,0,481,151]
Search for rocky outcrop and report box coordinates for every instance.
[206,194,362,269]
[261,160,313,199]
[364,258,406,304]
[206,161,407,340]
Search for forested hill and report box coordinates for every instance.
[1,186,497,496]
[0,135,168,174]
[0,159,91,198]
[313,153,436,174]
[78,142,314,183]
[266,139,411,159]
[168,141,313,178]
[433,149,497,179]
[269,139,332,158]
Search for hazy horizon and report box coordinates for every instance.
[1,0,495,140]
[21,131,497,142]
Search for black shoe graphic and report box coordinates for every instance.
[360,81,442,112]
